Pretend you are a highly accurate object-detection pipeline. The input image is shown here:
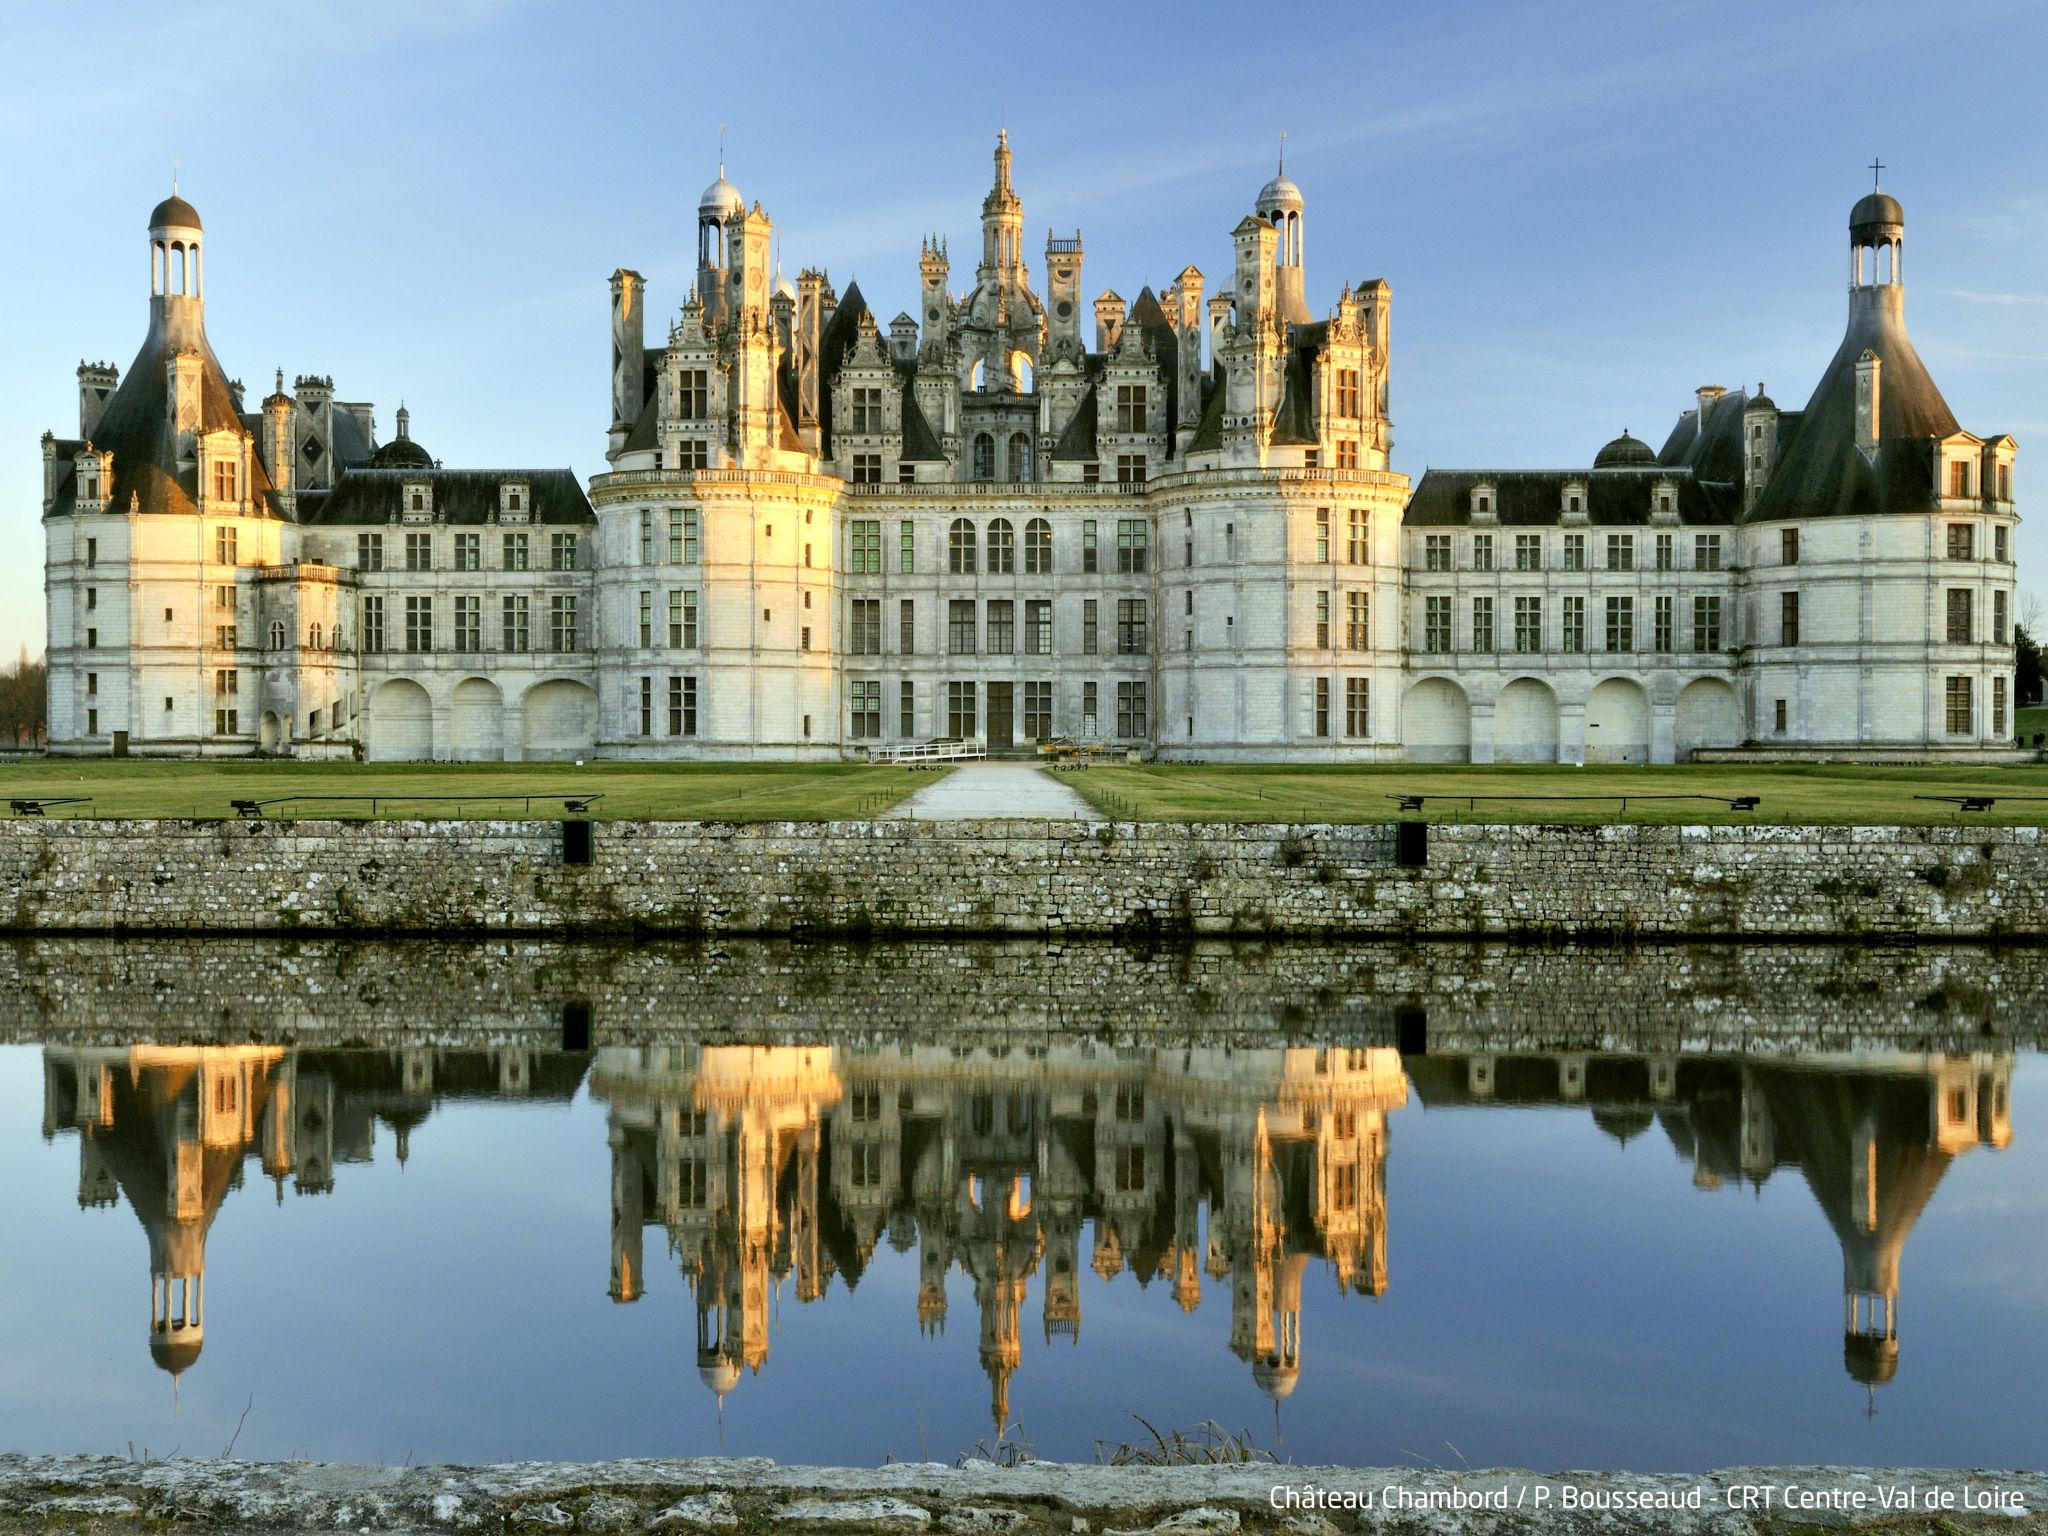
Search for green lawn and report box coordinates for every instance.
[2017,704,2048,743]
[1063,762,2048,826]
[0,760,920,821]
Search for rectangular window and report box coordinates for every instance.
[405,532,433,572]
[849,678,881,740]
[1949,459,1971,498]
[639,675,653,736]
[1314,676,1331,737]
[638,590,654,648]
[216,624,237,649]
[1995,676,2009,736]
[1946,588,1974,644]
[674,438,709,470]
[1994,589,2008,645]
[1348,508,1368,564]
[1561,595,1585,652]
[212,459,238,503]
[549,594,578,652]
[212,708,235,736]
[1604,595,1634,652]
[1335,368,1361,417]
[1344,678,1369,739]
[1082,681,1099,736]
[1424,533,1451,572]
[357,532,384,571]
[1695,533,1722,571]
[851,452,881,485]
[987,599,1015,655]
[1023,680,1052,742]
[1314,590,1330,648]
[899,520,915,573]
[1025,599,1052,656]
[948,600,976,655]
[404,594,432,653]
[503,532,529,571]
[214,526,237,565]
[851,598,881,655]
[637,511,654,565]
[899,598,915,655]
[1116,453,1147,485]
[668,675,697,736]
[1115,384,1147,434]
[1083,599,1099,655]
[502,594,530,652]
[1780,590,1801,646]
[851,386,884,434]
[1945,675,1974,734]
[551,533,577,571]
[1692,594,1722,653]
[214,668,237,697]
[1347,590,1371,650]
[214,583,234,610]
[1995,523,2010,562]
[1082,520,1098,573]
[1472,533,1494,572]
[1115,681,1148,738]
[455,595,481,653]
[1116,518,1148,574]
[1423,594,1452,653]
[947,681,976,739]
[800,624,811,652]
[449,531,477,572]
[362,596,385,653]
[1514,595,1542,653]
[850,519,882,574]
[1999,464,2012,502]
[1563,534,1586,572]
[1606,533,1634,571]
[899,679,915,738]
[1655,532,1673,571]
[1654,593,1674,653]
[1315,508,1330,562]
[1515,533,1542,571]
[1116,598,1148,654]
[1471,595,1494,652]
[1947,523,1975,560]
[1781,528,1800,565]
[678,369,709,418]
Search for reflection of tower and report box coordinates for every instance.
[609,1121,647,1303]
[964,1174,1037,1436]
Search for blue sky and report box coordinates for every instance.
[2,0,2044,662]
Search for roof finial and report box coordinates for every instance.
[171,154,179,196]
[1869,156,1885,190]
[1278,129,1286,176]
[718,122,726,177]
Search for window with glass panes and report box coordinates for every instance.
[1473,533,1493,571]
[1315,508,1330,561]
[1315,591,1330,647]
[1694,533,1721,570]
[1082,520,1098,572]
[1115,681,1147,737]
[1423,595,1451,652]
[1023,681,1052,741]
[899,680,915,737]
[1083,599,1098,654]
[987,599,1014,655]
[1116,454,1146,484]
[1022,517,1052,574]
[1347,591,1370,650]
[405,532,433,572]
[360,596,385,653]
[1348,509,1368,563]
[638,590,653,647]
[949,519,975,573]
[1780,590,1800,645]
[1945,676,1974,734]
[1345,678,1368,738]
[1604,595,1634,652]
[1995,676,2008,736]
[358,532,383,571]
[1606,533,1633,570]
[1116,518,1148,573]
[1514,595,1542,652]
[674,589,699,648]
[502,595,529,651]
[1424,534,1451,571]
[1994,590,2008,643]
[503,532,529,571]
[551,532,577,571]
[1471,595,1494,652]
[1563,533,1586,571]
[1692,594,1721,652]
[455,596,481,652]
[849,679,881,739]
[638,676,653,735]
[1115,598,1147,654]
[1025,599,1052,655]
[1655,532,1673,570]
[851,599,882,655]
[669,675,696,736]
[850,520,881,573]
[1561,595,1585,652]
[948,600,975,654]
[549,594,578,651]
[404,595,432,652]
[987,519,1015,574]
[851,387,884,433]
[947,681,976,738]
[1314,677,1331,737]
[898,599,915,655]
[1654,594,1674,652]
[1946,588,1973,642]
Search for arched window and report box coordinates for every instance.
[972,432,995,481]
[1007,432,1032,482]
[1010,352,1034,393]
[949,518,977,575]
[987,518,1015,574]
[1024,517,1052,575]
[969,358,986,393]
[268,620,286,650]
[309,623,323,650]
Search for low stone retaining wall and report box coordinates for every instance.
[0,818,2044,939]
[0,1455,2041,1535]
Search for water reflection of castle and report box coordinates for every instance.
[39,1040,2012,1418]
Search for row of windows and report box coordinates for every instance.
[905,597,1149,656]
[1420,531,1726,574]
[1418,594,1727,655]
[633,675,700,737]
[919,516,1152,576]
[1945,522,2013,562]
[358,531,580,573]
[358,594,580,654]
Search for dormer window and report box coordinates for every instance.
[411,491,425,511]
[509,491,522,512]
[212,460,238,502]
[1478,495,1491,513]
[1568,495,1581,514]
[499,482,531,523]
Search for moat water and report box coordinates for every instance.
[1,938,2044,1470]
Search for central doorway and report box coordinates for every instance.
[986,682,1014,750]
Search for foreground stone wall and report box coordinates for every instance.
[0,1455,2042,1535]
[2,936,2041,1051]
[0,818,2043,939]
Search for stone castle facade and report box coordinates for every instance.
[39,143,2019,761]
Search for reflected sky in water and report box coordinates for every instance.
[2,1034,2042,1469]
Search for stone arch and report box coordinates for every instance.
[365,678,433,762]
[1675,677,1743,760]
[1586,677,1651,764]
[520,678,598,760]
[1493,677,1560,764]
[450,677,506,762]
[259,710,281,754]
[1402,677,1471,763]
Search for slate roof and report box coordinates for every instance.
[1186,365,1226,453]
[296,468,594,526]
[1655,386,1750,484]
[1404,467,1732,527]
[1746,287,1961,523]
[1051,381,1099,461]
[816,281,871,457]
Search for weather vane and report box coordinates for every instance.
[1869,157,1885,189]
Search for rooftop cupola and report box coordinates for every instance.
[1255,138,1309,326]
[148,181,206,349]
[980,130,1025,278]
[1849,164,1905,294]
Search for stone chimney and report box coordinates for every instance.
[263,370,295,505]
[78,361,118,438]
[167,349,204,457]
[1094,291,1126,354]
[1694,384,1726,436]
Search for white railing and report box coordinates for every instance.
[867,736,988,766]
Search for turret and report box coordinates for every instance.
[918,236,951,363]
[78,361,118,438]
[609,267,646,448]
[1045,230,1085,364]
[1254,158,1309,327]
[979,130,1024,280]
[697,159,744,331]
[148,186,206,351]
[262,371,295,507]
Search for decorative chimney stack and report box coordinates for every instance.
[78,361,119,438]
